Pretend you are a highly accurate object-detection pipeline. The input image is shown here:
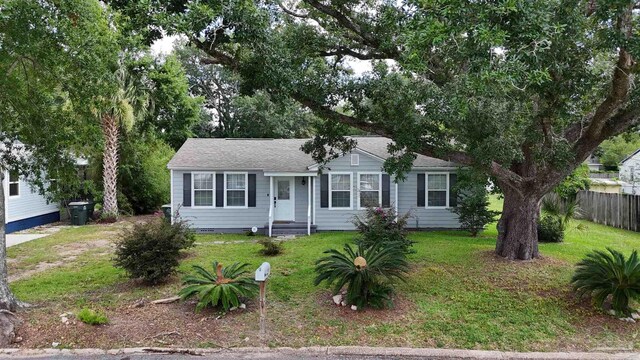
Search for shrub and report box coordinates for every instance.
[449,186,500,237]
[352,207,414,254]
[77,308,108,325]
[571,248,640,317]
[537,215,564,243]
[314,243,409,309]
[258,238,283,256]
[113,218,195,284]
[541,195,581,230]
[179,261,259,312]
[118,137,174,214]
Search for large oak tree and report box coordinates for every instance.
[114,0,640,260]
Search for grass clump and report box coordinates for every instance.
[77,308,109,325]
[258,238,283,256]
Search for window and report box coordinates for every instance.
[330,173,352,209]
[225,172,247,207]
[351,154,359,166]
[359,173,381,208]
[193,173,214,207]
[427,173,448,207]
[8,171,19,197]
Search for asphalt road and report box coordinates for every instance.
[1,355,433,360]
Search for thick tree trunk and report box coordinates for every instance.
[495,189,542,260]
[102,114,119,218]
[0,171,18,311]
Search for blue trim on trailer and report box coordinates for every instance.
[6,212,60,234]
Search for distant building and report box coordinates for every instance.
[585,153,605,171]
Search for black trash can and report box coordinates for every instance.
[86,201,95,219]
[68,201,89,226]
[161,204,172,221]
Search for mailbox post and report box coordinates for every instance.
[255,262,271,340]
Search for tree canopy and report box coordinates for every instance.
[108,0,640,259]
[0,0,120,311]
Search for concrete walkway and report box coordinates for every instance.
[6,234,48,248]
[0,346,638,359]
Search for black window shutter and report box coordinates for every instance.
[183,173,191,207]
[449,173,458,207]
[248,174,256,207]
[216,174,224,207]
[382,174,391,208]
[417,173,425,207]
[320,174,329,208]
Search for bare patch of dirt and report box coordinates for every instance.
[14,300,259,349]
[314,290,415,322]
[54,239,113,257]
[9,261,64,282]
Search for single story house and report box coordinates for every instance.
[167,137,461,236]
[620,148,640,184]
[3,169,59,233]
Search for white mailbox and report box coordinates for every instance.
[255,262,271,282]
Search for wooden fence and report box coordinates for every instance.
[576,190,640,231]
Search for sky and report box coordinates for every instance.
[150,35,375,75]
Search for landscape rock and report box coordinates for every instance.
[130,299,146,308]
[239,303,246,310]
[0,310,21,346]
[332,294,343,305]
[341,301,346,307]
[350,305,358,311]
[51,342,60,348]
[621,317,636,323]
[632,313,640,320]
[14,336,22,343]
[60,316,69,325]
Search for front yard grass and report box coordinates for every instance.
[7,214,640,351]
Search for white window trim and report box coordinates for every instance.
[224,172,249,209]
[357,172,382,209]
[192,171,216,208]
[425,172,450,209]
[351,154,360,166]
[8,171,20,198]
[329,172,353,210]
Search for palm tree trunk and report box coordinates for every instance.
[102,114,119,218]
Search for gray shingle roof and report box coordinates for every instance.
[167,137,458,171]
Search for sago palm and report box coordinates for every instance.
[96,64,150,219]
[314,243,409,309]
[541,196,581,230]
[179,261,258,312]
[571,248,640,317]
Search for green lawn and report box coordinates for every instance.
[7,210,640,351]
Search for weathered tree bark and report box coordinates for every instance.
[0,171,18,311]
[0,310,21,346]
[495,188,543,260]
[101,114,119,218]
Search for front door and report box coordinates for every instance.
[274,177,295,221]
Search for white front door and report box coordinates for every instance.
[274,177,295,221]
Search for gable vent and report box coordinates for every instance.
[351,154,360,166]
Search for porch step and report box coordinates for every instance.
[270,222,317,236]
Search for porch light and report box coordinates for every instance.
[301,178,306,186]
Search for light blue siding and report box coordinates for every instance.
[7,176,59,223]
[398,171,460,229]
[172,170,270,231]
[314,150,396,231]
[294,176,311,223]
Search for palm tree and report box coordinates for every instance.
[96,65,149,219]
